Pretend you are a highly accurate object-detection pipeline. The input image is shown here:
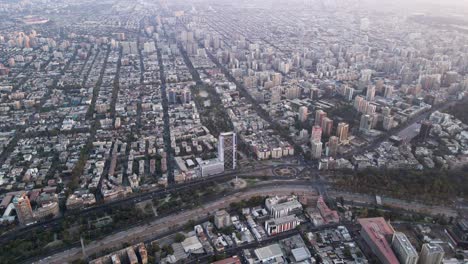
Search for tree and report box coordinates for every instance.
[174,233,185,243]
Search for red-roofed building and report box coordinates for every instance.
[358,217,399,264]
[316,196,339,224]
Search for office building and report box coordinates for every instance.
[359,217,399,264]
[392,232,419,264]
[336,122,349,142]
[418,243,444,264]
[219,132,237,170]
[13,193,34,225]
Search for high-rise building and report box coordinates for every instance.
[182,89,191,104]
[219,132,237,170]
[360,114,373,132]
[354,95,363,110]
[311,125,322,142]
[384,85,394,98]
[360,18,370,31]
[392,232,419,264]
[418,243,444,264]
[326,136,339,157]
[286,86,301,99]
[383,116,394,131]
[418,121,432,142]
[314,109,327,126]
[321,117,333,137]
[13,193,34,225]
[298,106,308,122]
[382,106,391,117]
[366,104,377,115]
[336,122,349,142]
[168,88,177,104]
[214,210,231,229]
[344,86,354,101]
[311,140,323,159]
[366,85,376,101]
[360,69,373,83]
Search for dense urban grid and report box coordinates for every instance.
[1,0,468,263]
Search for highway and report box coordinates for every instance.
[34,184,319,264]
[0,164,285,243]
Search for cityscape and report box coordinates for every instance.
[0,0,468,263]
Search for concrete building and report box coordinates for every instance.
[392,232,419,264]
[218,132,237,170]
[214,210,231,229]
[418,243,444,264]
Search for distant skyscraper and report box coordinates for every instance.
[360,69,372,83]
[168,88,177,104]
[392,232,419,264]
[360,17,370,31]
[366,104,377,115]
[326,136,339,157]
[314,109,327,126]
[311,125,322,142]
[366,85,376,101]
[384,85,394,98]
[354,95,364,110]
[382,106,391,117]
[311,140,323,160]
[219,132,237,170]
[383,116,394,131]
[344,86,354,101]
[321,117,333,137]
[13,193,34,225]
[418,121,432,142]
[298,106,308,122]
[336,122,349,142]
[359,114,373,132]
[418,243,444,264]
[182,89,191,104]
